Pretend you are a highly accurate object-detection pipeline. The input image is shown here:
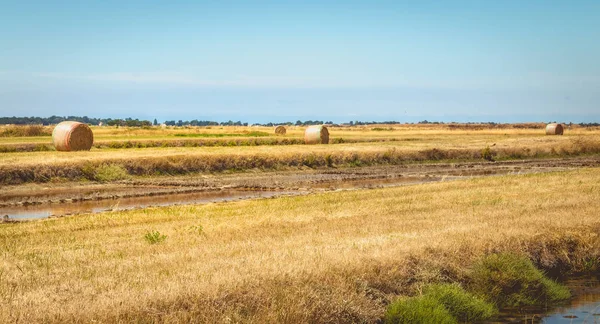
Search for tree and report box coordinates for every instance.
[153,119,158,126]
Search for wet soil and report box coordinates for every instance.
[1,156,599,220]
[2,189,299,220]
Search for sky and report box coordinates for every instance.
[0,0,599,123]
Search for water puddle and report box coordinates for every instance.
[489,275,600,323]
[1,190,296,220]
[542,275,600,323]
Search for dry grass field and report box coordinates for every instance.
[1,124,599,322]
[1,124,599,184]
[0,168,599,322]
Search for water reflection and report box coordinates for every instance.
[1,190,294,220]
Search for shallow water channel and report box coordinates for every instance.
[489,275,600,323]
[0,165,572,221]
[1,175,451,220]
[1,189,296,220]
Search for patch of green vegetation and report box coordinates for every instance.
[385,283,495,324]
[94,164,130,182]
[424,283,497,322]
[144,231,167,244]
[174,131,270,138]
[470,253,571,307]
[385,295,456,324]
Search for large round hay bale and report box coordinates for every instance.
[545,123,564,135]
[274,125,287,135]
[304,125,329,144]
[52,121,94,151]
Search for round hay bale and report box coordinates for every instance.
[545,123,564,135]
[304,125,329,144]
[274,125,287,135]
[52,121,94,151]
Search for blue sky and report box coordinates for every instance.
[1,0,599,123]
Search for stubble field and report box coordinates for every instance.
[0,123,599,323]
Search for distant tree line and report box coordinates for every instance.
[0,116,596,127]
[0,116,151,127]
[163,120,248,127]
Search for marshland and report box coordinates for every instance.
[0,123,599,323]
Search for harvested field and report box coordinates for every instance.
[1,129,599,184]
[1,123,599,322]
[0,168,599,322]
[0,124,598,153]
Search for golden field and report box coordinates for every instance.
[0,124,599,184]
[1,168,599,322]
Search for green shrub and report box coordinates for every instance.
[94,164,130,182]
[144,231,167,244]
[470,253,570,307]
[424,283,496,322]
[385,295,456,324]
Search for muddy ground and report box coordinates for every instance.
[1,156,599,219]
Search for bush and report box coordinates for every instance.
[144,231,167,244]
[385,295,456,324]
[470,253,570,307]
[424,283,496,322]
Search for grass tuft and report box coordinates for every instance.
[470,253,571,307]
[424,283,497,322]
[385,283,496,323]
[385,295,457,324]
[144,230,167,244]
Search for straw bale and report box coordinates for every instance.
[52,121,94,151]
[304,125,329,144]
[545,123,564,135]
[274,126,287,135]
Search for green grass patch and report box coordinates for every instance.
[144,230,167,244]
[385,283,495,324]
[470,253,571,307]
[385,295,456,324]
[424,283,496,322]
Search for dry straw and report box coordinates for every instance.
[52,121,94,151]
[304,125,329,144]
[274,126,287,135]
[545,123,564,135]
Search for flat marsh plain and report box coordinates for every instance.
[0,124,599,323]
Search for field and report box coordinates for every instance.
[1,124,600,185]
[0,124,599,323]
